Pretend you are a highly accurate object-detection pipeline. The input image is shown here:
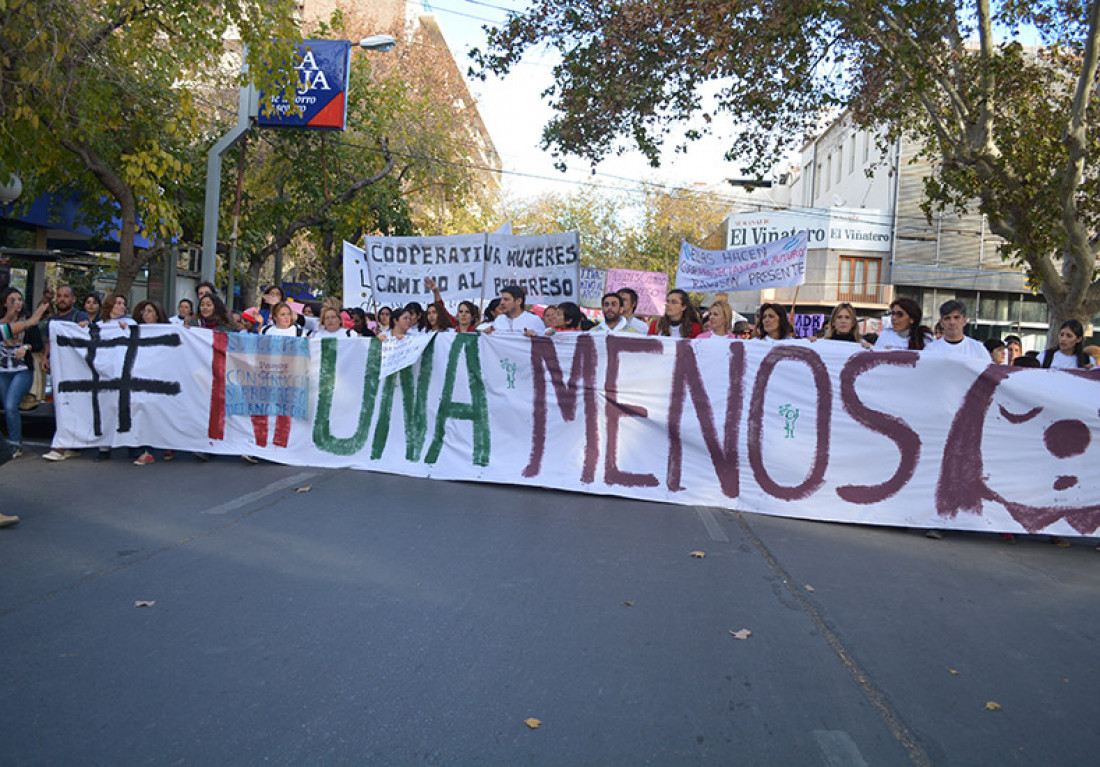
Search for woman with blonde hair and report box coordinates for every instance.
[822,302,862,343]
[698,300,734,338]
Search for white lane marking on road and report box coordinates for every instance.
[812,730,869,767]
[694,506,729,542]
[202,471,321,515]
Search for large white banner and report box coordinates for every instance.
[484,231,580,304]
[678,232,808,292]
[50,323,1100,537]
[358,234,489,307]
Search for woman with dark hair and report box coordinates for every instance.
[476,298,502,330]
[187,294,238,333]
[375,306,392,335]
[422,278,455,332]
[349,308,374,337]
[1041,320,1092,369]
[131,300,173,465]
[753,302,796,341]
[874,297,932,351]
[649,289,702,338]
[558,301,596,331]
[455,301,480,333]
[0,287,44,459]
[83,293,102,321]
[1003,334,1023,365]
[133,300,169,325]
[378,306,415,341]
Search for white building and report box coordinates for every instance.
[718,112,1050,348]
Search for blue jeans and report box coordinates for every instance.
[0,369,33,447]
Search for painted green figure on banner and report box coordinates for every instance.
[500,358,518,390]
[779,403,799,439]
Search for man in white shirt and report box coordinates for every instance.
[616,288,650,334]
[484,285,546,334]
[590,292,639,334]
[925,300,989,361]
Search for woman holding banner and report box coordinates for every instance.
[820,303,862,343]
[753,303,797,341]
[455,302,480,333]
[874,298,932,351]
[649,290,703,338]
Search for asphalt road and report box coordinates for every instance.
[2,442,1098,766]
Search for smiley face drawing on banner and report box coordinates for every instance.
[937,366,1100,534]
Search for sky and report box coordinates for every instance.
[419,0,746,202]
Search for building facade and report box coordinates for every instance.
[720,112,1052,349]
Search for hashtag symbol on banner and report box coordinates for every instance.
[56,324,182,436]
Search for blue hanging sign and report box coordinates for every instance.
[258,40,352,131]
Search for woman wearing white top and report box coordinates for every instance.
[1041,320,1092,369]
[260,302,306,337]
[312,307,356,339]
[377,307,415,341]
[873,298,932,351]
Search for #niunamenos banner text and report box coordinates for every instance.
[50,322,1100,537]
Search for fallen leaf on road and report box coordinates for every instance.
[524,718,541,729]
[949,669,960,675]
[622,601,634,607]
[985,701,1002,711]
[729,628,752,640]
[295,485,311,493]
[804,585,815,592]
[134,600,156,608]
[690,550,706,558]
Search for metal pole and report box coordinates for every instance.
[227,137,249,311]
[201,45,257,292]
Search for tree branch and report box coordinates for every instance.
[1056,0,1100,310]
[257,146,396,260]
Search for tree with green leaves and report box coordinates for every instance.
[502,181,728,289]
[473,1,1100,335]
[0,0,302,296]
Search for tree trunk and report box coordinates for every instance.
[113,202,140,298]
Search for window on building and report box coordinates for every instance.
[849,135,857,173]
[863,133,871,163]
[838,257,882,303]
[826,155,832,190]
[814,163,822,198]
[835,147,843,183]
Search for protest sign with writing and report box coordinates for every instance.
[361,234,488,307]
[579,268,606,309]
[379,333,436,378]
[606,269,669,316]
[224,334,311,418]
[793,314,827,339]
[342,241,372,309]
[484,231,580,304]
[677,232,808,292]
[50,323,1100,539]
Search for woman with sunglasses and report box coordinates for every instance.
[874,298,932,351]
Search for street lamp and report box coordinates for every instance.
[200,36,396,293]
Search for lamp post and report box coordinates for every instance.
[200,35,397,299]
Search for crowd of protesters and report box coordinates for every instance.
[0,277,1095,530]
